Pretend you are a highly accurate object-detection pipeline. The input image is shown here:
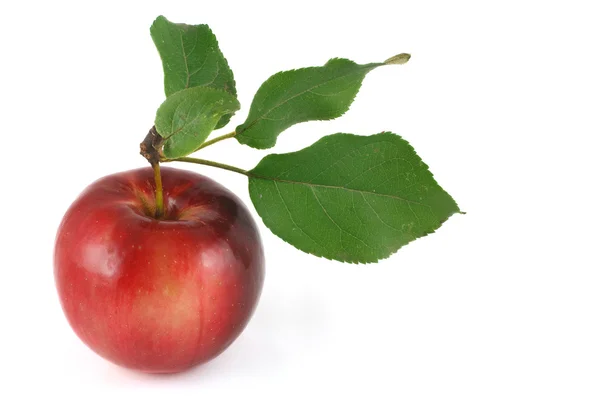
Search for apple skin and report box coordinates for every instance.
[54,167,265,373]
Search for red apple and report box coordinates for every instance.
[54,167,265,373]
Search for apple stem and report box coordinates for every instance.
[153,162,165,218]
[139,126,167,219]
[193,131,236,152]
[164,157,249,176]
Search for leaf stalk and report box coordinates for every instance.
[194,131,236,152]
[163,157,249,176]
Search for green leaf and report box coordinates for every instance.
[248,132,460,263]
[150,15,237,128]
[154,87,240,159]
[235,54,410,149]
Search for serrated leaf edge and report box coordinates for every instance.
[151,15,237,99]
[235,59,381,149]
[247,132,462,264]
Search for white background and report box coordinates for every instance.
[1,0,599,398]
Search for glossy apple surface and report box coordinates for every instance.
[54,167,264,373]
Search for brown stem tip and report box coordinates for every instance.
[140,126,164,165]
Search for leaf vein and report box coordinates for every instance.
[242,64,375,133]
[179,32,191,89]
[273,181,325,252]
[188,52,210,79]
[360,193,403,233]
[184,28,199,57]
[310,187,372,251]
[343,158,408,187]
[251,173,428,206]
